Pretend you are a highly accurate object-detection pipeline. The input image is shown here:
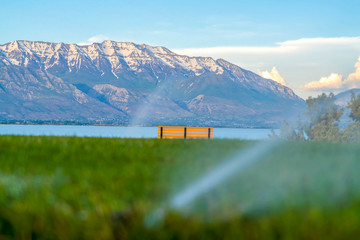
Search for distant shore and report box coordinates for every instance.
[0,120,277,129]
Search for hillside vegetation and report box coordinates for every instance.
[1,136,360,239]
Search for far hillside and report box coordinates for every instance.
[335,88,360,106]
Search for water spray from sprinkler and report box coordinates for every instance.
[129,79,170,126]
[146,140,283,226]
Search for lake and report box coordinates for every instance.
[0,124,276,140]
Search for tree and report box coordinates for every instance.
[269,119,305,141]
[304,93,343,142]
[348,92,360,122]
[271,93,343,142]
[340,92,360,142]
[340,122,360,142]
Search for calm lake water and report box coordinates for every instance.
[0,125,276,140]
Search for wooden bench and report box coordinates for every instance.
[158,126,213,139]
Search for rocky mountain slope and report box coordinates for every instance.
[0,40,305,127]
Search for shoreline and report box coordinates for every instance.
[0,122,277,130]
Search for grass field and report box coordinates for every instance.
[1,136,360,239]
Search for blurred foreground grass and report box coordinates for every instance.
[1,136,360,239]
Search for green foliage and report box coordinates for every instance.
[305,93,342,125]
[337,92,360,142]
[348,92,360,122]
[307,120,341,142]
[304,93,343,142]
[281,120,306,141]
[1,136,360,239]
[269,120,305,140]
[302,92,360,142]
[274,93,343,142]
[340,122,360,142]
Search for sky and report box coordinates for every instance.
[1,0,360,98]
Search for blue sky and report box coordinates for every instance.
[1,0,360,98]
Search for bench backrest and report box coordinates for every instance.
[158,126,213,139]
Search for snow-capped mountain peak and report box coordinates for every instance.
[0,40,227,77]
[0,40,304,127]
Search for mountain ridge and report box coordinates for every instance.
[0,40,304,127]
[335,88,360,106]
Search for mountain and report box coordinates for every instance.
[335,88,360,106]
[0,40,305,127]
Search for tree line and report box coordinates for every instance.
[271,92,360,142]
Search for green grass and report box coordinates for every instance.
[1,136,360,239]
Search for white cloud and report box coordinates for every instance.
[280,37,360,48]
[172,37,360,98]
[258,67,286,85]
[303,57,360,91]
[173,37,360,57]
[345,57,360,88]
[174,44,295,56]
[78,35,109,46]
[303,73,343,90]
